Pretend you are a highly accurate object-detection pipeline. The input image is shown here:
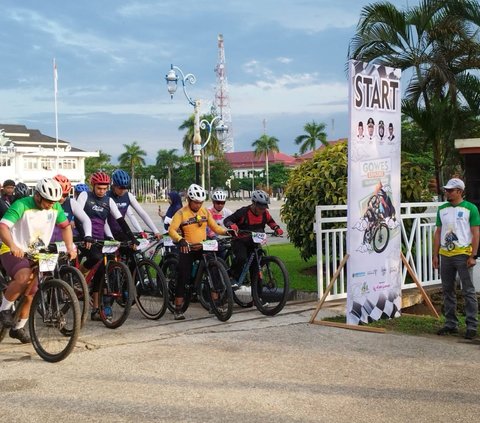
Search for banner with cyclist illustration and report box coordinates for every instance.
[346,60,402,325]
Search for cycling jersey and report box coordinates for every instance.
[106,190,160,236]
[50,197,93,242]
[168,205,227,244]
[206,206,232,238]
[224,206,279,236]
[0,196,68,254]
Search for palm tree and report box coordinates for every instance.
[156,148,179,191]
[349,0,480,194]
[252,134,280,193]
[118,141,146,192]
[179,113,224,190]
[295,121,328,154]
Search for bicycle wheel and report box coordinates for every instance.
[58,266,88,328]
[99,261,134,329]
[252,256,289,316]
[373,222,390,253]
[221,254,253,308]
[206,260,233,322]
[162,257,191,314]
[134,258,167,320]
[29,279,80,363]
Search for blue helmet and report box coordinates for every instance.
[112,169,131,188]
[74,183,90,193]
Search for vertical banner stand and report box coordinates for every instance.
[309,252,439,331]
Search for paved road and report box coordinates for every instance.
[1,301,480,422]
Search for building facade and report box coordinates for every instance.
[0,124,98,188]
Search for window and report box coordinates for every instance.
[0,157,11,167]
[24,158,38,170]
[41,158,55,170]
[59,159,77,170]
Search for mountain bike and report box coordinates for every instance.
[76,240,135,329]
[224,231,289,316]
[162,239,233,322]
[120,236,168,320]
[0,248,81,362]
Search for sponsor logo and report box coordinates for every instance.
[381,266,387,276]
[373,282,391,292]
[352,272,366,278]
[367,269,377,276]
[92,205,104,212]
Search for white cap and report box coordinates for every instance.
[443,178,465,191]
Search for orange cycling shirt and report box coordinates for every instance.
[168,205,227,244]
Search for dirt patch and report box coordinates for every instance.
[301,265,317,276]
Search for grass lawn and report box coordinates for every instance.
[267,243,317,292]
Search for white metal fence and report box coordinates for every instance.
[131,178,169,202]
[315,202,440,301]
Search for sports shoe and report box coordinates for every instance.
[464,329,477,340]
[91,308,102,321]
[173,310,185,320]
[103,306,113,323]
[230,280,239,290]
[9,328,31,344]
[0,309,14,328]
[437,326,458,336]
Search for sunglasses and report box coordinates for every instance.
[214,201,225,205]
[444,188,458,193]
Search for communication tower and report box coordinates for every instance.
[214,34,234,152]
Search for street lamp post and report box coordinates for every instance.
[166,65,227,187]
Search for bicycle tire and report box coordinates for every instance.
[252,256,289,316]
[134,258,168,320]
[29,279,80,363]
[58,265,88,328]
[206,260,233,322]
[373,222,390,253]
[162,256,191,314]
[99,261,134,329]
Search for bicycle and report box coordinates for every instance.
[0,248,81,362]
[120,236,168,320]
[362,216,390,253]
[162,239,233,322]
[224,231,289,316]
[76,240,135,329]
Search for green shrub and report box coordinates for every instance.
[281,140,432,261]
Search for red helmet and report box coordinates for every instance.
[53,174,72,195]
[90,171,110,186]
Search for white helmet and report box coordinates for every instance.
[212,190,227,202]
[187,184,206,202]
[36,178,63,202]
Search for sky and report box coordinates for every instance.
[0,0,413,164]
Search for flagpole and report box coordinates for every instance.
[54,58,59,172]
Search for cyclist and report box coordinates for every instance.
[168,184,235,320]
[0,183,31,220]
[224,190,283,287]
[76,171,139,321]
[1,179,16,206]
[74,183,90,199]
[107,169,162,240]
[0,178,77,343]
[50,174,93,245]
[159,191,183,231]
[207,190,232,258]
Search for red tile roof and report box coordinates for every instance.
[296,138,347,161]
[225,151,297,169]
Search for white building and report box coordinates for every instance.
[0,124,98,187]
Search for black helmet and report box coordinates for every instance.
[14,183,30,201]
[251,190,270,207]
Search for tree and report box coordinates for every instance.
[294,121,328,154]
[85,150,114,181]
[252,134,280,193]
[281,141,432,261]
[118,142,147,190]
[349,0,480,194]
[156,148,180,191]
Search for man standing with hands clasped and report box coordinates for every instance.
[433,178,480,340]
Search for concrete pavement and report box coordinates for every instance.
[1,300,480,422]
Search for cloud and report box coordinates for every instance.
[276,57,293,64]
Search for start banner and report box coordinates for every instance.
[346,60,402,325]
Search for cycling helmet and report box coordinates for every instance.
[14,182,30,200]
[53,174,72,195]
[211,190,227,202]
[187,184,206,202]
[74,183,90,193]
[112,169,131,187]
[90,171,110,186]
[35,178,63,202]
[251,190,270,207]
